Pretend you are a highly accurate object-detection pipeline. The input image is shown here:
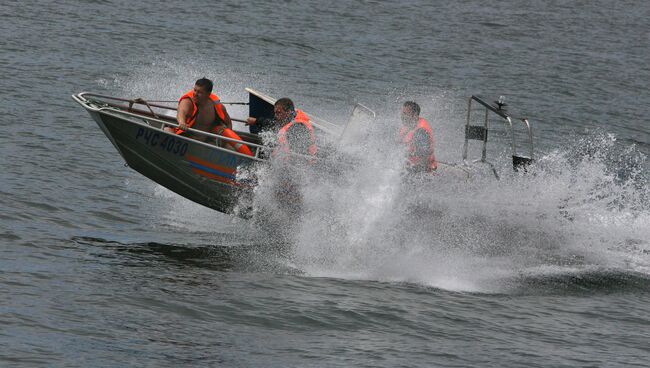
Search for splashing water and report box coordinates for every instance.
[110,61,649,293]
[249,116,649,293]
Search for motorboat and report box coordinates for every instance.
[72,89,320,214]
[72,89,534,216]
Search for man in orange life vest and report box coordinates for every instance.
[164,78,232,143]
[246,98,317,157]
[399,101,437,172]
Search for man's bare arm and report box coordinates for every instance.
[220,103,232,130]
[176,98,193,131]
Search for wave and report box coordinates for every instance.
[70,236,298,274]
[508,267,650,295]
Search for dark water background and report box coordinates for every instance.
[1,0,649,366]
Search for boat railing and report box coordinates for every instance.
[72,92,270,160]
[462,95,534,178]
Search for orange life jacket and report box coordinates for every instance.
[399,117,437,171]
[175,90,227,135]
[277,109,317,157]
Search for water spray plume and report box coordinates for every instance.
[114,61,649,293]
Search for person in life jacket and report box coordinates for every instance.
[246,97,317,158]
[399,101,437,172]
[164,77,232,143]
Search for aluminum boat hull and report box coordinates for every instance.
[79,99,257,214]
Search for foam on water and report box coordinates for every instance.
[112,61,649,293]
[251,106,649,294]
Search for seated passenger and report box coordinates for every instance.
[246,97,316,157]
[282,123,313,156]
[399,101,437,172]
[165,77,232,143]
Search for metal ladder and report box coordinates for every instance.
[462,95,534,179]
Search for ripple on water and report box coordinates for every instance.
[0,232,21,242]
[1,0,649,367]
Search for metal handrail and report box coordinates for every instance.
[463,95,534,162]
[78,92,179,112]
[73,92,269,160]
[73,92,322,163]
[137,99,249,105]
[521,118,534,159]
[78,92,249,124]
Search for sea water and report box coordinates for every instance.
[1,1,648,366]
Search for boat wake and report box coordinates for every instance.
[107,63,649,294]
[247,120,649,294]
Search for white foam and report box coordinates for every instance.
[264,115,648,293]
[110,60,649,292]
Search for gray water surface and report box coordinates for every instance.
[1,1,649,367]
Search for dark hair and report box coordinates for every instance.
[403,101,420,116]
[275,97,295,113]
[195,77,213,93]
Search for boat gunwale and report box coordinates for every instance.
[72,92,268,162]
[73,92,319,163]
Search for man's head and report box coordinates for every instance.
[192,77,214,103]
[401,101,420,127]
[274,97,296,124]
